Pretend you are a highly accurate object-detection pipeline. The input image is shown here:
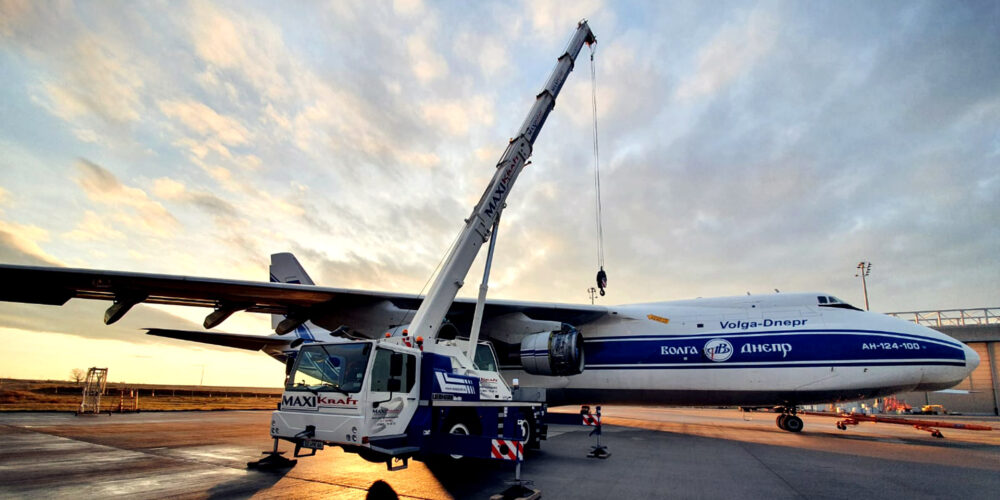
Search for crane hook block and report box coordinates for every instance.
[596,267,607,296]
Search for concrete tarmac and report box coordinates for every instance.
[1,408,998,499]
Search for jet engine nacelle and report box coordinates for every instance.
[519,324,584,376]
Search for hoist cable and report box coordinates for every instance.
[590,45,605,271]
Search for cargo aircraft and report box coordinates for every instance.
[0,19,979,435]
[0,252,979,433]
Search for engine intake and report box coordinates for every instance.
[519,324,584,376]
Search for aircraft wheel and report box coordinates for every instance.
[776,414,788,430]
[784,415,803,433]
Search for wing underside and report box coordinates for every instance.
[0,264,607,338]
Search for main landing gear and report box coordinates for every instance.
[775,408,803,433]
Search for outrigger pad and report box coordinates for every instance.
[491,484,541,500]
[247,452,297,470]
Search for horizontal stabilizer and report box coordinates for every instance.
[145,328,289,351]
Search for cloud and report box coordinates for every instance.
[0,0,30,38]
[421,96,495,136]
[392,0,424,16]
[188,1,291,101]
[22,32,146,128]
[525,0,604,44]
[1,1,997,324]
[0,220,62,266]
[152,177,238,219]
[452,31,510,78]
[296,245,432,294]
[75,159,179,237]
[675,8,778,100]
[158,99,249,146]
[64,211,127,242]
[406,34,449,83]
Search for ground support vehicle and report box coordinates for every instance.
[265,336,544,470]
[257,20,596,470]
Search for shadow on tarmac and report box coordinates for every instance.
[205,467,288,499]
[423,454,524,498]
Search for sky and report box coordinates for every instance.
[0,0,997,387]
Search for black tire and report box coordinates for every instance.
[517,410,538,449]
[784,415,804,433]
[776,414,788,430]
[443,411,481,460]
[446,421,471,460]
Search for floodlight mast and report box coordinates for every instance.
[406,20,596,342]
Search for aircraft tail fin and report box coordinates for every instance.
[270,252,315,285]
[270,252,315,332]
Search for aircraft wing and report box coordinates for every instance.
[0,264,608,331]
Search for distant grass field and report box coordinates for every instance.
[0,378,282,412]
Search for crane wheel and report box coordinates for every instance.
[443,411,480,460]
[517,411,538,449]
[446,422,470,460]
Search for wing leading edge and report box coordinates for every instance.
[0,264,608,334]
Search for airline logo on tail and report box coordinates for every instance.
[293,324,316,341]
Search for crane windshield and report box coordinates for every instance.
[288,342,372,393]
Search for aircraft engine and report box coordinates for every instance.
[519,324,584,376]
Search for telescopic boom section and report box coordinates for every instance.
[407,21,596,342]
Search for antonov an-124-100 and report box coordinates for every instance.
[0,253,978,433]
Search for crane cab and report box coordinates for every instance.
[273,340,421,453]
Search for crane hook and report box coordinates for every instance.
[596,267,607,296]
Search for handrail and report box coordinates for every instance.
[885,308,1000,327]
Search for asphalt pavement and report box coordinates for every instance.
[0,408,997,499]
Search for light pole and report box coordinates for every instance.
[855,261,872,311]
[587,287,598,305]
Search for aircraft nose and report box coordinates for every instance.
[963,343,980,373]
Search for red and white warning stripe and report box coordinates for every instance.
[582,413,601,426]
[490,439,523,461]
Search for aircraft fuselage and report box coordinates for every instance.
[500,293,979,407]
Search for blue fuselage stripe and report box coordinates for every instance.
[585,328,962,349]
[577,331,965,368]
[584,360,966,370]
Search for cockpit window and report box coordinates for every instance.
[818,295,863,311]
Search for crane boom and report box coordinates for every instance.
[407,20,596,342]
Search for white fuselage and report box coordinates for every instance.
[502,293,979,407]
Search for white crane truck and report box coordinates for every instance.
[267,20,596,470]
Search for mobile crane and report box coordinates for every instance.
[266,20,596,470]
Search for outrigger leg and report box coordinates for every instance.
[774,407,804,433]
[247,438,297,470]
